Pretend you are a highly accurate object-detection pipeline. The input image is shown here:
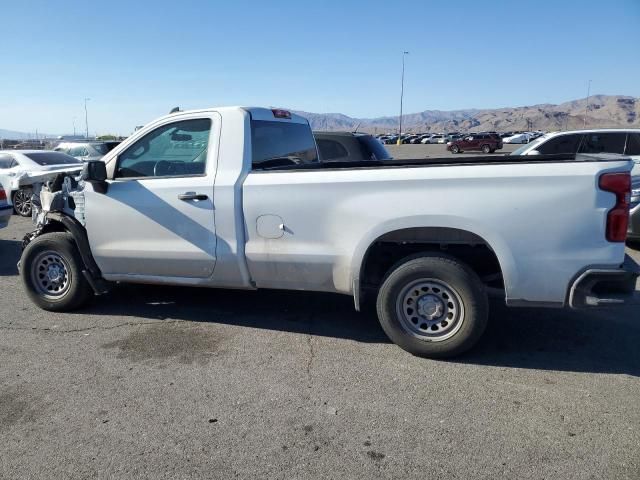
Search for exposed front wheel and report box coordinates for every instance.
[21,232,92,311]
[13,188,33,217]
[481,144,491,154]
[376,254,489,358]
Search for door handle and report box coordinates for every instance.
[178,192,209,201]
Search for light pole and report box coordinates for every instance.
[72,116,77,137]
[397,51,409,145]
[84,98,91,139]
[583,80,591,128]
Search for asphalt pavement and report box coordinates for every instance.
[1,212,639,479]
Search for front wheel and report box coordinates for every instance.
[21,232,92,311]
[376,254,489,358]
[481,144,491,154]
[13,188,33,217]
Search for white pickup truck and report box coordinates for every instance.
[18,107,639,358]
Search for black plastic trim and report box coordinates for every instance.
[568,255,639,308]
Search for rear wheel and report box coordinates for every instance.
[450,145,460,154]
[376,254,489,358]
[13,188,33,217]
[21,232,92,311]
[481,144,491,154]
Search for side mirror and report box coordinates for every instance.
[81,160,108,193]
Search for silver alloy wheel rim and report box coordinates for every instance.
[30,251,72,299]
[396,278,465,342]
[14,190,32,216]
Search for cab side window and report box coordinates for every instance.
[537,134,582,154]
[578,133,626,154]
[116,119,211,178]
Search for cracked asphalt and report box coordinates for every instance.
[1,216,639,479]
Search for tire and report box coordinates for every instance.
[450,145,460,154]
[481,144,491,154]
[376,254,489,358]
[13,188,33,217]
[20,232,92,311]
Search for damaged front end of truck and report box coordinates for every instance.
[19,162,110,295]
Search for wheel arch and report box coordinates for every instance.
[350,219,516,310]
[23,213,108,294]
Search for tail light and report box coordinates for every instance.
[0,187,6,202]
[599,172,631,242]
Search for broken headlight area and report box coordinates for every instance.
[31,172,86,227]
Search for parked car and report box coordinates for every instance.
[426,134,446,144]
[0,150,83,216]
[314,132,392,162]
[54,141,121,162]
[447,133,503,154]
[511,129,640,160]
[502,133,531,144]
[0,179,11,229]
[17,106,638,359]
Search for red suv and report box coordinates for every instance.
[447,133,503,154]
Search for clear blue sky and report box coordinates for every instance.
[1,0,639,135]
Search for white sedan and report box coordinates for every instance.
[0,150,83,217]
[502,133,531,144]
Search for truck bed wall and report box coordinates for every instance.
[242,160,630,305]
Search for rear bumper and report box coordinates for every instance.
[569,255,639,307]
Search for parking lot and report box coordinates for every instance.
[1,184,639,479]
[386,143,521,159]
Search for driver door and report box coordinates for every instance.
[84,113,220,279]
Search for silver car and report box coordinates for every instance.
[54,141,120,162]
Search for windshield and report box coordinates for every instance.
[23,151,83,165]
[93,144,109,155]
[357,135,392,160]
[510,135,548,155]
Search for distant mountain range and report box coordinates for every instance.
[296,95,639,133]
[2,95,638,140]
[0,128,54,140]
